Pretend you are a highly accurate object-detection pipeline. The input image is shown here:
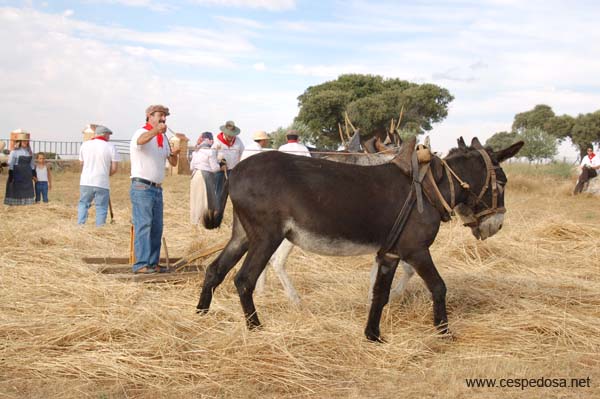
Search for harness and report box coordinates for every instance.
[378,144,505,260]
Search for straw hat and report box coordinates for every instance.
[253,130,270,141]
[11,129,30,141]
[220,121,241,136]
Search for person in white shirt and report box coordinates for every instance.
[129,105,180,274]
[211,120,244,205]
[190,132,220,225]
[240,130,273,161]
[34,152,52,203]
[77,125,120,226]
[574,146,600,194]
[278,130,311,157]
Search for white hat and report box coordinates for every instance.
[253,130,270,141]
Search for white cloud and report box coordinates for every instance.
[213,15,266,29]
[189,0,296,11]
[91,0,175,12]
[253,62,266,71]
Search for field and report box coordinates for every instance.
[1,163,599,398]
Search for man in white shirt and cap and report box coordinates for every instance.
[240,130,273,161]
[211,120,244,205]
[77,125,120,225]
[129,104,180,274]
[278,130,311,157]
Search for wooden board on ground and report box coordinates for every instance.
[88,263,203,274]
[109,271,201,283]
[83,257,182,265]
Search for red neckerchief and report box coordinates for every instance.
[217,132,235,147]
[93,136,108,142]
[588,152,596,160]
[287,139,299,143]
[143,123,163,148]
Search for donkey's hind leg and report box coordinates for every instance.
[368,260,414,303]
[255,239,299,304]
[234,236,284,329]
[389,261,415,301]
[197,216,248,313]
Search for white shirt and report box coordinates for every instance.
[190,147,220,172]
[36,166,49,182]
[279,142,312,157]
[79,138,120,189]
[240,141,273,161]
[130,128,170,183]
[580,154,600,168]
[211,134,244,169]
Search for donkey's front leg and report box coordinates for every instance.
[405,248,449,334]
[365,254,399,342]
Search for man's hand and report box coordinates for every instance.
[171,148,181,156]
[156,122,167,135]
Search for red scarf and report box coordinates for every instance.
[93,136,108,142]
[217,132,235,147]
[588,152,596,161]
[287,139,299,143]
[143,123,163,148]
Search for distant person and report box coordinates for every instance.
[573,146,600,194]
[240,130,273,161]
[278,130,311,157]
[34,152,52,203]
[212,120,244,205]
[77,125,120,226]
[190,132,220,226]
[4,132,35,206]
[130,105,180,274]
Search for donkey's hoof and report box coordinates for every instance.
[365,329,385,343]
[196,307,209,315]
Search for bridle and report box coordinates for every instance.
[426,148,506,228]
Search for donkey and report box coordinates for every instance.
[197,137,523,341]
[254,136,407,305]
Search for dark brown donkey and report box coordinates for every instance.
[197,137,523,342]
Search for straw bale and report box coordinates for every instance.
[0,166,599,398]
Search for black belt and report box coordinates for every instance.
[131,177,162,187]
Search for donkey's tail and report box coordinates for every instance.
[203,178,229,229]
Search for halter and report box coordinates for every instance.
[426,149,505,227]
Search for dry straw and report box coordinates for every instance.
[0,168,599,398]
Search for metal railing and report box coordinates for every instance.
[0,139,130,159]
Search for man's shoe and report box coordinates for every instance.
[156,265,173,273]
[134,266,157,274]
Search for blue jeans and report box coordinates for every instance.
[130,180,163,272]
[35,181,49,203]
[77,185,110,226]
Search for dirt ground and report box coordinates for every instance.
[0,165,599,398]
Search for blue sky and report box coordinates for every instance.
[1,0,599,158]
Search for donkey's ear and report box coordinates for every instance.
[392,136,416,176]
[457,137,467,149]
[470,137,483,149]
[494,141,524,163]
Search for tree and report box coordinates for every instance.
[512,104,555,132]
[544,114,575,142]
[485,131,519,152]
[570,111,600,158]
[295,74,453,148]
[517,127,557,163]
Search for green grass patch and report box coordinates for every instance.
[504,161,576,180]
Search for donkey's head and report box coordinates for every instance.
[449,137,523,240]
